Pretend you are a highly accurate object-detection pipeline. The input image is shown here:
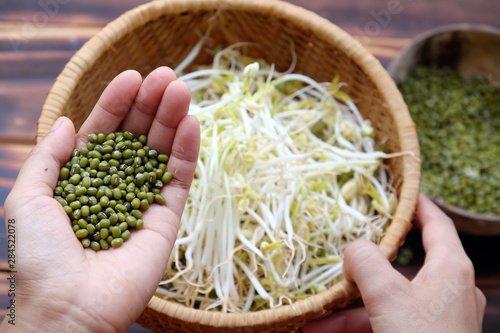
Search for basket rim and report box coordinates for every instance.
[38,0,420,328]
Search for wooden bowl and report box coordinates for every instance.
[388,23,500,235]
[37,0,421,331]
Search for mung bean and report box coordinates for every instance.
[54,131,173,250]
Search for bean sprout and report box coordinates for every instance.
[157,45,398,313]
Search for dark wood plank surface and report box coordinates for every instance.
[1,0,499,332]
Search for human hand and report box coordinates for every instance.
[304,193,486,333]
[1,68,200,332]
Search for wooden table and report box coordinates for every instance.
[1,0,499,331]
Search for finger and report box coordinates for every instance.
[147,80,191,155]
[11,117,75,199]
[475,287,487,323]
[156,115,200,220]
[415,193,465,263]
[120,67,177,135]
[303,307,373,333]
[117,115,199,275]
[343,239,409,307]
[76,70,142,148]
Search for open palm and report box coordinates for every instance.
[4,68,200,332]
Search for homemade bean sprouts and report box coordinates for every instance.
[157,44,399,312]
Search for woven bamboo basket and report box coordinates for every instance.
[37,0,421,332]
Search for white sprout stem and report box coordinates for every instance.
[234,257,272,302]
[285,159,378,173]
[160,44,399,313]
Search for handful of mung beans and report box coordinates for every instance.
[53,131,173,251]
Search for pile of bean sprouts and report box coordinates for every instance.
[157,44,399,313]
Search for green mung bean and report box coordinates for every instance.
[103,175,111,185]
[96,171,107,179]
[111,238,123,248]
[125,192,135,202]
[97,212,108,222]
[60,167,70,180]
[140,199,149,211]
[90,241,100,251]
[89,215,98,225]
[118,221,128,232]
[81,238,91,248]
[63,206,73,215]
[99,239,109,250]
[100,196,109,207]
[55,131,173,250]
[75,229,89,239]
[162,171,173,184]
[87,224,96,234]
[135,219,144,230]
[126,216,137,227]
[91,178,103,187]
[102,145,113,154]
[90,204,102,214]
[78,219,88,229]
[100,228,109,239]
[157,154,168,163]
[81,204,90,216]
[131,198,141,209]
[117,212,125,222]
[54,186,63,196]
[121,230,131,241]
[97,133,106,143]
[146,192,154,204]
[137,149,146,158]
[87,187,97,196]
[57,198,68,206]
[100,219,110,228]
[79,157,89,168]
[69,174,81,185]
[88,196,97,206]
[111,226,121,238]
[88,133,98,142]
[69,201,81,210]
[75,186,86,196]
[109,214,118,225]
[82,176,91,188]
[131,209,142,219]
[155,194,166,205]
[72,209,82,219]
[123,131,134,140]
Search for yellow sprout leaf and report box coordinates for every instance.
[333,90,353,103]
[309,255,342,265]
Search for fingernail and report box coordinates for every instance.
[49,117,64,133]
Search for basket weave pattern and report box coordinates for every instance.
[37,1,420,332]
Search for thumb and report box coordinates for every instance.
[13,117,75,199]
[343,239,409,307]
